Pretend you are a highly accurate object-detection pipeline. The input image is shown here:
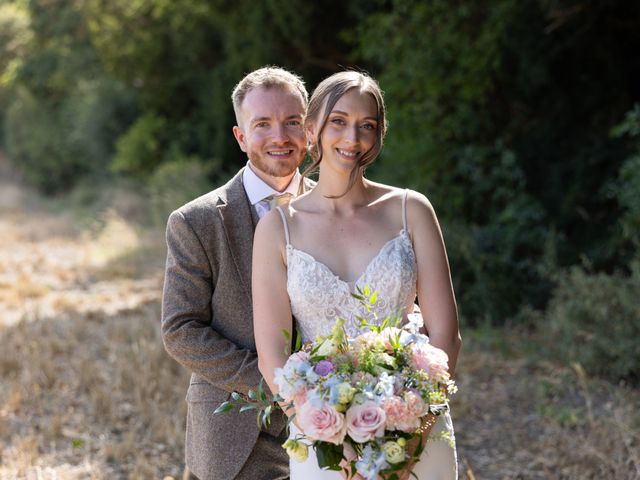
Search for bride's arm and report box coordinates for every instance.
[396,192,461,479]
[408,190,462,376]
[252,210,294,399]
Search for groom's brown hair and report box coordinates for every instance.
[231,66,309,125]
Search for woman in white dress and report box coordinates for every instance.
[252,71,462,479]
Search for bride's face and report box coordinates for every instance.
[315,88,378,176]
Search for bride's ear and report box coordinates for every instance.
[305,123,316,145]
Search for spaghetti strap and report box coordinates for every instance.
[275,206,291,245]
[402,189,409,231]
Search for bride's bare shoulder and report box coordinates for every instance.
[255,208,287,243]
[366,181,404,201]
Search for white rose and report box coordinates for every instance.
[382,441,405,464]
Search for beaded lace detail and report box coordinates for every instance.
[276,191,417,342]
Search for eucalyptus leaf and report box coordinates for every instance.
[213,402,233,414]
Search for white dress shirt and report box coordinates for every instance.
[242,162,301,219]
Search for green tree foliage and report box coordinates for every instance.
[0,2,32,143]
[1,0,137,192]
[611,105,640,249]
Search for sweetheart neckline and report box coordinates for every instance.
[285,229,411,287]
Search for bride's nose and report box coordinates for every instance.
[343,124,360,144]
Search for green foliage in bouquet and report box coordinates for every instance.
[213,378,283,430]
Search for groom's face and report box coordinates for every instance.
[233,86,306,179]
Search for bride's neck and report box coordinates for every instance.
[312,174,370,212]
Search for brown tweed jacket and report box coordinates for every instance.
[161,168,301,479]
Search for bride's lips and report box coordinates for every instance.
[336,148,359,160]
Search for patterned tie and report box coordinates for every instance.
[264,192,293,210]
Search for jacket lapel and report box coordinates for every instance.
[217,169,315,302]
[217,169,255,302]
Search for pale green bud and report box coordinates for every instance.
[283,439,309,462]
[382,441,405,464]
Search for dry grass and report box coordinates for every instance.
[0,157,638,479]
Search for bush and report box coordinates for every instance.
[4,88,86,194]
[611,105,640,248]
[112,113,167,178]
[542,261,640,382]
[3,79,136,194]
[147,157,218,227]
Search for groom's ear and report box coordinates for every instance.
[233,125,248,152]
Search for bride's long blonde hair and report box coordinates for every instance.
[299,71,388,197]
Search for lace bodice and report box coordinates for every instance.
[275,190,418,342]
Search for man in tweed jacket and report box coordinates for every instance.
[161,67,309,480]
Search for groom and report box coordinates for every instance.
[161,67,309,480]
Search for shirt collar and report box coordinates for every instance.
[242,161,301,206]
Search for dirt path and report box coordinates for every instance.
[0,157,163,329]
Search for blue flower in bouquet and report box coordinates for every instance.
[373,372,396,399]
[356,444,390,480]
[405,311,424,335]
[304,366,320,384]
[328,381,356,408]
[274,351,314,400]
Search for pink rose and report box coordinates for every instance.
[289,350,310,364]
[410,344,450,380]
[346,401,386,443]
[297,401,347,445]
[404,391,426,417]
[382,396,420,433]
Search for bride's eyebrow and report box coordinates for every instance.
[329,110,377,122]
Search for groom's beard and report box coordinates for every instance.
[248,149,304,178]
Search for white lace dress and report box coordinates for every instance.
[275,191,458,479]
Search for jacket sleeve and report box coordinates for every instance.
[160,209,267,397]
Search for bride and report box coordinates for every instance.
[252,71,461,479]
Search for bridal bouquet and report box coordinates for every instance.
[216,287,457,479]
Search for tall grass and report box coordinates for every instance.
[0,304,189,479]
